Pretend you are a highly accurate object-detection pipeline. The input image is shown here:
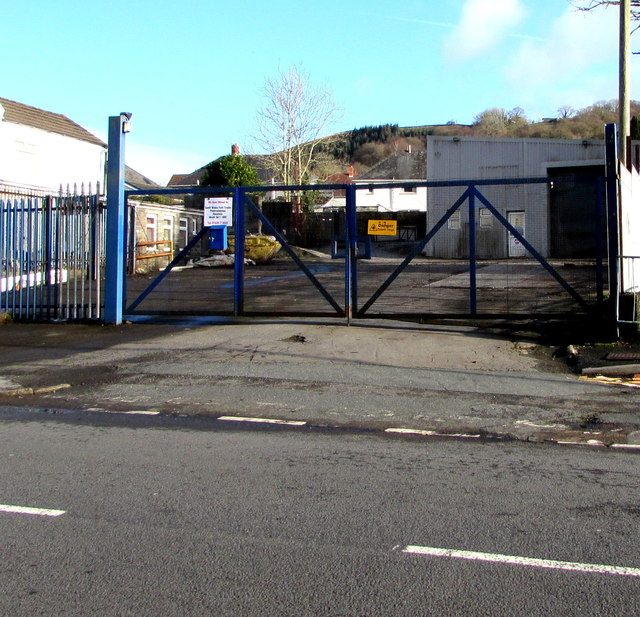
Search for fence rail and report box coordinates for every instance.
[1,188,106,321]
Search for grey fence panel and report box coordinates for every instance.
[0,187,106,321]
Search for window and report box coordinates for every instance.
[402,186,416,194]
[179,218,188,248]
[145,214,157,242]
[448,210,461,230]
[162,216,173,242]
[479,208,493,228]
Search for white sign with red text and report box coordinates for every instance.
[204,197,233,227]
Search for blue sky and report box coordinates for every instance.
[3,0,637,184]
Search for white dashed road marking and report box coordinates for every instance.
[0,504,66,517]
[217,415,307,427]
[401,545,640,578]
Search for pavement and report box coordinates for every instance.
[0,317,639,449]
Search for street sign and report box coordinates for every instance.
[204,197,233,227]
[368,219,397,236]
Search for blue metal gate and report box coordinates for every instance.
[122,177,606,323]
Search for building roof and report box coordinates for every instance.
[0,96,106,147]
[125,166,161,190]
[358,150,426,181]
[168,153,274,188]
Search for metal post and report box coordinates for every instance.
[595,175,604,305]
[605,123,620,333]
[469,186,477,315]
[345,184,357,322]
[104,114,130,324]
[233,187,245,316]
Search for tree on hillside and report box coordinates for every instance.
[254,65,341,188]
[558,105,576,119]
[200,153,259,187]
[473,108,510,135]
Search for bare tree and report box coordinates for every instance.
[254,65,341,188]
[572,1,640,30]
[558,105,576,119]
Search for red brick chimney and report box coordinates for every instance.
[231,143,240,155]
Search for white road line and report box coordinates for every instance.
[611,443,640,451]
[385,428,480,439]
[217,415,307,427]
[0,504,66,517]
[401,545,640,578]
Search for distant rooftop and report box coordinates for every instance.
[125,166,161,190]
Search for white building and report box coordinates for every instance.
[0,97,106,192]
[355,149,427,213]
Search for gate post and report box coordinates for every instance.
[469,185,477,315]
[104,114,131,324]
[345,184,357,322]
[233,187,245,316]
[604,123,620,332]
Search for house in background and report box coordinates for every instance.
[0,95,206,273]
[355,149,427,213]
[424,136,606,259]
[0,96,106,192]
[125,166,204,274]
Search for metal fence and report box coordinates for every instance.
[1,184,106,321]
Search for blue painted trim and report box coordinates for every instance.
[233,187,245,316]
[104,115,127,324]
[124,177,550,198]
[345,184,357,320]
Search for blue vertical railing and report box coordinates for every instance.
[0,187,106,321]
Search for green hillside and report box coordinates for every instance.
[314,100,640,178]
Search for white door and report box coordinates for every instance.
[507,211,526,258]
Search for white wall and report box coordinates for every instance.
[0,120,105,191]
[619,164,640,293]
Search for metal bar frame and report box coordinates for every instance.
[241,193,344,315]
[114,173,605,323]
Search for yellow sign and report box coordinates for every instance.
[368,220,397,236]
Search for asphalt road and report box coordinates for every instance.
[1,413,639,616]
[2,320,639,444]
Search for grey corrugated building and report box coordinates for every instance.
[424,136,605,259]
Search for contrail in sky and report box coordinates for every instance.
[386,15,545,41]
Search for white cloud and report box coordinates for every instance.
[504,6,620,113]
[444,0,526,62]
